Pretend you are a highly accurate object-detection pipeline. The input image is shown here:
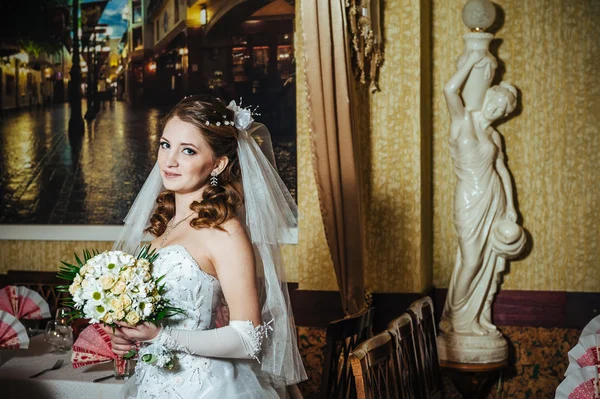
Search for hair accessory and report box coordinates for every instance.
[205,120,210,126]
[226,100,255,130]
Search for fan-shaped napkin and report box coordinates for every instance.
[556,366,599,399]
[582,316,600,341]
[71,323,117,368]
[0,286,51,319]
[0,311,30,349]
[566,334,600,377]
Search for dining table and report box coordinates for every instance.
[0,334,127,399]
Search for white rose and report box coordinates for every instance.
[125,311,140,326]
[121,294,133,310]
[120,268,134,281]
[99,275,116,290]
[102,312,114,324]
[69,282,81,295]
[137,259,150,269]
[111,281,127,295]
[109,297,124,311]
[114,309,125,320]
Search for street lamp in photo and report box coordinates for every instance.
[200,5,208,26]
[69,0,85,136]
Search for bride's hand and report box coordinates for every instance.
[101,324,137,357]
[112,321,161,343]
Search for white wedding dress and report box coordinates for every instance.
[121,245,283,398]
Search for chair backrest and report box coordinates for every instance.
[408,296,443,399]
[4,270,68,317]
[319,307,375,399]
[350,331,399,399]
[387,313,420,399]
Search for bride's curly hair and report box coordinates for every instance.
[146,95,243,237]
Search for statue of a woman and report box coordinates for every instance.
[439,51,526,360]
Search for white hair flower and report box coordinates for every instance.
[226,100,254,130]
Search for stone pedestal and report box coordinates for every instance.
[441,359,507,399]
[437,331,508,364]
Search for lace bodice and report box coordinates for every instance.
[152,245,222,331]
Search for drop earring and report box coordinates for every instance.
[210,171,219,187]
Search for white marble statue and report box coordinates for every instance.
[437,34,527,364]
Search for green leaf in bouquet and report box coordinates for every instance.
[158,282,167,294]
[138,245,148,259]
[58,248,101,282]
[65,310,84,324]
[58,260,82,282]
[137,244,160,263]
[123,349,138,359]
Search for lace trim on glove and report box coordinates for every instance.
[149,325,190,354]
[230,319,274,362]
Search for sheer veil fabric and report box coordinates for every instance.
[113,101,307,387]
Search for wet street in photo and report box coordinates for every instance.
[0,101,296,225]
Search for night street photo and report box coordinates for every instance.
[0,0,296,225]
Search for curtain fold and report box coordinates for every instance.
[301,0,365,315]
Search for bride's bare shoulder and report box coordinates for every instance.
[188,217,249,246]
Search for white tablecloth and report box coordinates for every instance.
[0,334,127,399]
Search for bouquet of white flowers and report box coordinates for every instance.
[58,245,184,368]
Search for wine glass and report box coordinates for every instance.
[55,307,71,326]
[44,320,74,353]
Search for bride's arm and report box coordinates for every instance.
[109,220,268,361]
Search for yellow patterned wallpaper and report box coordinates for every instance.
[360,0,431,293]
[432,0,600,291]
[0,241,114,274]
[0,240,299,282]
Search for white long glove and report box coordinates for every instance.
[148,320,272,362]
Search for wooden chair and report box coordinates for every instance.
[350,331,399,399]
[387,313,420,399]
[319,307,375,399]
[408,296,443,399]
[3,270,68,317]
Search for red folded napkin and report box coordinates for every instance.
[566,334,600,377]
[0,311,30,349]
[556,366,599,399]
[71,323,117,368]
[0,286,51,320]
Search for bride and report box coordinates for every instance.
[104,95,306,398]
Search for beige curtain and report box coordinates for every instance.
[301,0,365,315]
